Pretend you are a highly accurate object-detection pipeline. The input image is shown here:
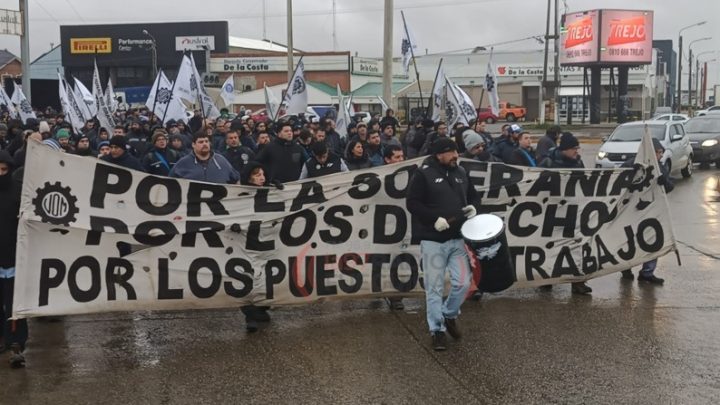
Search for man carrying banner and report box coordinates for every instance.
[0,150,27,368]
[406,138,478,351]
[538,132,592,295]
[170,132,239,184]
[620,138,673,284]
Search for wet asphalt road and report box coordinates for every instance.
[3,143,720,404]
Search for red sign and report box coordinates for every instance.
[606,16,647,46]
[565,17,594,48]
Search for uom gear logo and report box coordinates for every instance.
[32,182,79,226]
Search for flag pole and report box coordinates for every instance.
[428,57,443,118]
[162,56,182,124]
[401,11,424,115]
[150,69,163,120]
[275,55,304,122]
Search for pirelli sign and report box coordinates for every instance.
[70,38,112,54]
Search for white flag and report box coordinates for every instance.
[173,55,198,104]
[484,60,500,116]
[0,86,18,119]
[148,71,187,125]
[11,82,36,123]
[105,77,117,113]
[335,84,348,139]
[220,74,235,107]
[430,65,445,121]
[190,54,220,119]
[400,12,418,76]
[284,59,308,115]
[264,82,280,121]
[73,77,96,120]
[58,75,84,134]
[444,76,476,127]
[92,61,116,133]
[452,81,477,122]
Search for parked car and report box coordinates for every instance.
[476,107,498,124]
[496,102,526,122]
[684,115,720,168]
[694,105,720,117]
[595,120,693,178]
[652,113,689,123]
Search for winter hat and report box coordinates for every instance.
[109,136,127,149]
[464,131,485,151]
[42,138,62,151]
[97,140,110,149]
[429,137,458,155]
[39,121,51,133]
[0,123,7,131]
[152,130,168,144]
[0,150,14,167]
[558,132,579,150]
[55,128,70,139]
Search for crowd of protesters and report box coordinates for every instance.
[0,101,601,363]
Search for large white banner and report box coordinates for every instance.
[13,135,676,318]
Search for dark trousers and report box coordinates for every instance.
[1,277,28,351]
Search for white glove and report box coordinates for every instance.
[434,217,450,232]
[462,205,477,219]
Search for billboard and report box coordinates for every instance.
[560,9,653,66]
[600,10,653,64]
[559,10,599,65]
[60,21,228,68]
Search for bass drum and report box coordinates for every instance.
[461,214,516,293]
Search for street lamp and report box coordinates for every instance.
[142,29,158,80]
[677,20,707,111]
[688,36,711,107]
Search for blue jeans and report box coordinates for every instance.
[421,239,472,333]
[640,258,657,276]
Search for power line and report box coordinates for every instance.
[31,0,61,25]
[62,0,85,23]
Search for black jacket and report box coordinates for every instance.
[493,136,517,164]
[508,147,538,167]
[223,146,255,173]
[0,151,19,268]
[142,147,180,176]
[301,152,345,179]
[406,156,478,243]
[254,137,308,183]
[535,134,558,161]
[538,148,585,169]
[101,151,145,172]
[345,153,372,171]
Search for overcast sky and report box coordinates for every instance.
[1,0,719,86]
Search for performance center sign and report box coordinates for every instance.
[13,136,676,318]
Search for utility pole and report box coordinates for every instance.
[382,0,393,109]
[332,0,337,52]
[553,0,560,124]
[262,0,267,39]
[286,0,294,82]
[540,0,551,124]
[677,35,683,110]
[20,0,30,104]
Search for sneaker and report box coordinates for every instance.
[253,307,271,323]
[245,319,259,333]
[387,297,405,310]
[444,318,461,340]
[469,291,484,301]
[431,332,447,351]
[621,270,634,280]
[571,282,592,295]
[9,344,25,369]
[638,274,665,285]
